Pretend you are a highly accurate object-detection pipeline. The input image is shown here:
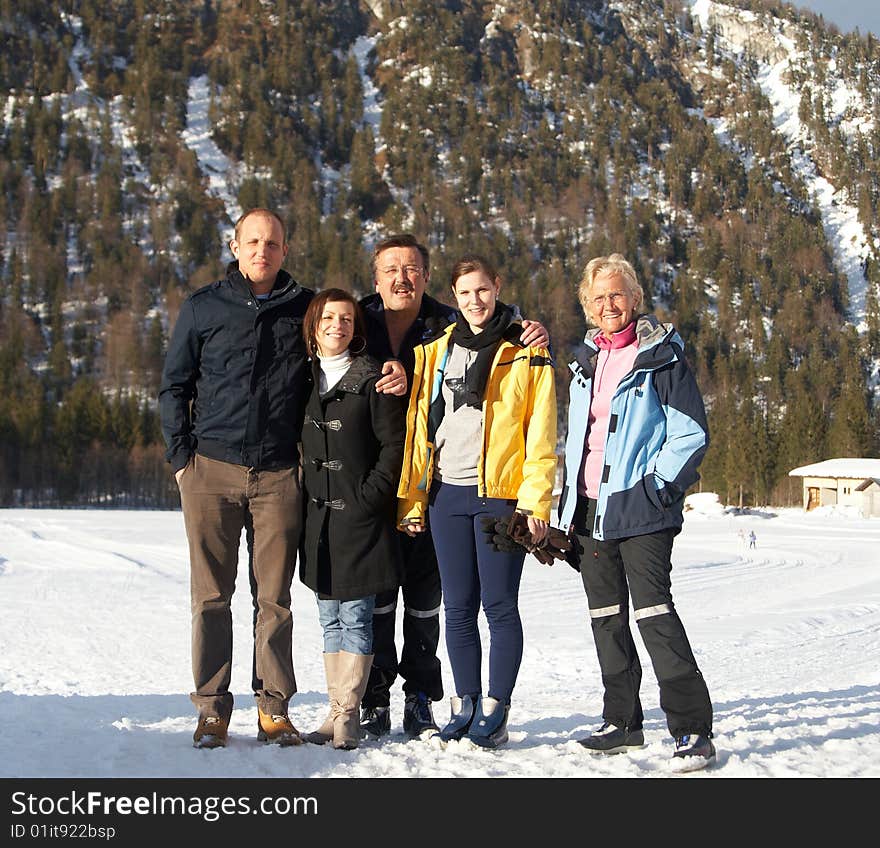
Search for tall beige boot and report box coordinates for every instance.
[332,651,373,750]
[303,652,341,745]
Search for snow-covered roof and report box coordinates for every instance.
[855,478,880,491]
[788,458,880,479]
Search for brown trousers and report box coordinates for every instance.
[178,453,302,717]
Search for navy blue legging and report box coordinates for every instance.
[428,482,526,703]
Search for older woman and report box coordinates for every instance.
[398,254,557,749]
[557,254,716,771]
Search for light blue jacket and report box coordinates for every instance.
[557,315,709,541]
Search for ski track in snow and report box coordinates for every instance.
[1,505,878,778]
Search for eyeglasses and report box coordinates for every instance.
[590,291,630,309]
[379,265,425,279]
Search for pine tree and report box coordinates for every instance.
[52,377,109,502]
[827,331,873,456]
[348,125,389,220]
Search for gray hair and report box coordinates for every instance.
[578,253,644,321]
[371,233,430,278]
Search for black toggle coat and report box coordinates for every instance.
[300,355,405,601]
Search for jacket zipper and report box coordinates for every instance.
[405,347,426,494]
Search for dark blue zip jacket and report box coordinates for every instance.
[360,292,458,381]
[557,314,709,540]
[159,262,314,473]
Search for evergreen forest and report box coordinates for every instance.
[1,0,879,508]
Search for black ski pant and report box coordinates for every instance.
[573,497,712,739]
[362,527,443,709]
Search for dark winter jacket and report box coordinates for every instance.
[159,262,314,473]
[300,355,406,601]
[557,314,709,541]
[361,292,458,381]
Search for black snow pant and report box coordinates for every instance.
[573,497,713,739]
[362,527,443,709]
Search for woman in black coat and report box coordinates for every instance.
[299,288,404,750]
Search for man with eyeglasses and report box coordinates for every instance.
[358,234,550,740]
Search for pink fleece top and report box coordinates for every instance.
[579,321,639,498]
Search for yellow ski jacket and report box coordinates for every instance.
[397,324,557,525]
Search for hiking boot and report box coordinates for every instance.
[436,694,478,743]
[403,692,439,739]
[360,705,391,739]
[257,708,303,746]
[672,734,716,772]
[467,696,509,749]
[577,721,645,754]
[193,713,229,749]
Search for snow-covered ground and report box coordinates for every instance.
[1,498,878,779]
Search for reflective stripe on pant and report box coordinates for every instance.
[179,453,301,717]
[574,496,712,738]
[363,528,443,708]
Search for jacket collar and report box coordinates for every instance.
[435,318,523,348]
[575,314,678,374]
[225,260,299,300]
[583,314,670,349]
[312,354,380,395]
[361,291,452,321]
[594,320,637,350]
[361,292,457,344]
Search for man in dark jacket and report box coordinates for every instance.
[358,234,549,740]
[159,208,312,749]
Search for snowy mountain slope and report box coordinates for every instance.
[688,0,877,333]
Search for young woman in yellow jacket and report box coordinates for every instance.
[398,254,557,748]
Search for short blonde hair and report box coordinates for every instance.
[578,253,644,322]
[233,208,287,244]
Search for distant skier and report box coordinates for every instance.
[749,531,756,549]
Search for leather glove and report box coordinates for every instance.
[532,545,556,566]
[531,525,574,566]
[541,525,573,555]
[506,511,533,549]
[479,515,522,553]
[480,512,574,567]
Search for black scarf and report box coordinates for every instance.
[449,302,516,408]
